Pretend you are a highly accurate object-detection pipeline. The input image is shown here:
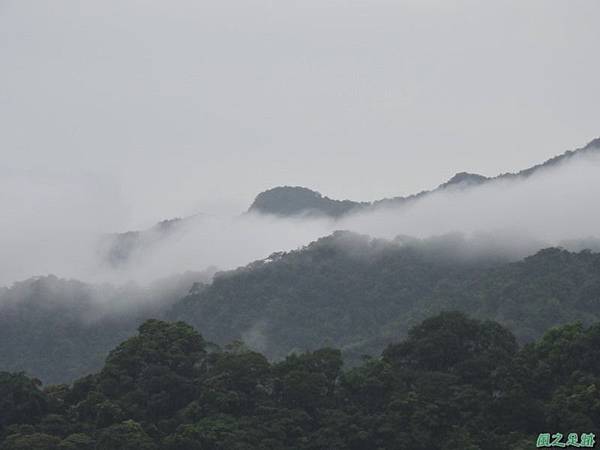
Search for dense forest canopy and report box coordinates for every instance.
[0,271,213,384]
[171,231,600,363]
[1,313,599,449]
[3,231,600,384]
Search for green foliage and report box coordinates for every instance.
[97,321,207,423]
[4,233,600,386]
[0,433,60,450]
[95,420,157,450]
[382,312,517,387]
[248,186,362,218]
[0,372,48,432]
[172,233,600,365]
[57,433,94,450]
[0,272,211,384]
[2,315,600,449]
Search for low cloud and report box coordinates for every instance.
[1,150,599,290]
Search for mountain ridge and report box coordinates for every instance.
[249,137,600,218]
[169,230,600,366]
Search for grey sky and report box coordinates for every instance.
[1,0,599,229]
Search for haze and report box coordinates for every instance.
[1,148,599,286]
[1,1,600,285]
[2,1,600,227]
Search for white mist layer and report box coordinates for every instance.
[1,151,599,287]
[341,152,600,244]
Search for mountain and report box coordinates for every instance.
[249,137,600,218]
[98,218,187,267]
[98,137,600,262]
[6,230,600,384]
[0,271,213,384]
[248,186,364,218]
[170,231,600,363]
[436,171,489,189]
[499,136,600,179]
[4,136,600,385]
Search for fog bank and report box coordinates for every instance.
[1,150,599,287]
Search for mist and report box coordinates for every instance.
[1,147,599,290]
[100,148,600,284]
[2,1,600,224]
[339,150,600,246]
[3,0,600,292]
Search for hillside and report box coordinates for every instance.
[170,231,600,362]
[0,271,213,384]
[98,218,189,268]
[249,137,600,218]
[4,230,600,384]
[248,186,364,218]
[0,232,600,382]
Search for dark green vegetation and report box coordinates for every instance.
[248,186,364,218]
[1,313,599,449]
[0,272,212,384]
[3,232,600,385]
[248,138,600,218]
[172,231,600,364]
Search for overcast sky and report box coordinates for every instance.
[1,0,599,229]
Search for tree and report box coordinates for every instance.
[0,372,48,431]
[95,420,157,450]
[0,433,60,450]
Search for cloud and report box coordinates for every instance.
[341,151,600,245]
[2,0,600,222]
[2,0,600,289]
[83,149,600,285]
[1,149,599,288]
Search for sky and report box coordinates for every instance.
[1,0,600,231]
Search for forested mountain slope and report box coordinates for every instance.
[3,231,600,384]
[171,231,600,362]
[0,271,212,384]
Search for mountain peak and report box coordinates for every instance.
[439,172,489,189]
[248,138,599,219]
[248,186,361,218]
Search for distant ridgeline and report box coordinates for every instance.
[1,312,600,449]
[97,218,187,267]
[247,185,365,218]
[99,137,600,265]
[248,137,600,218]
[0,270,214,385]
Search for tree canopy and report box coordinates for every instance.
[1,314,599,449]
